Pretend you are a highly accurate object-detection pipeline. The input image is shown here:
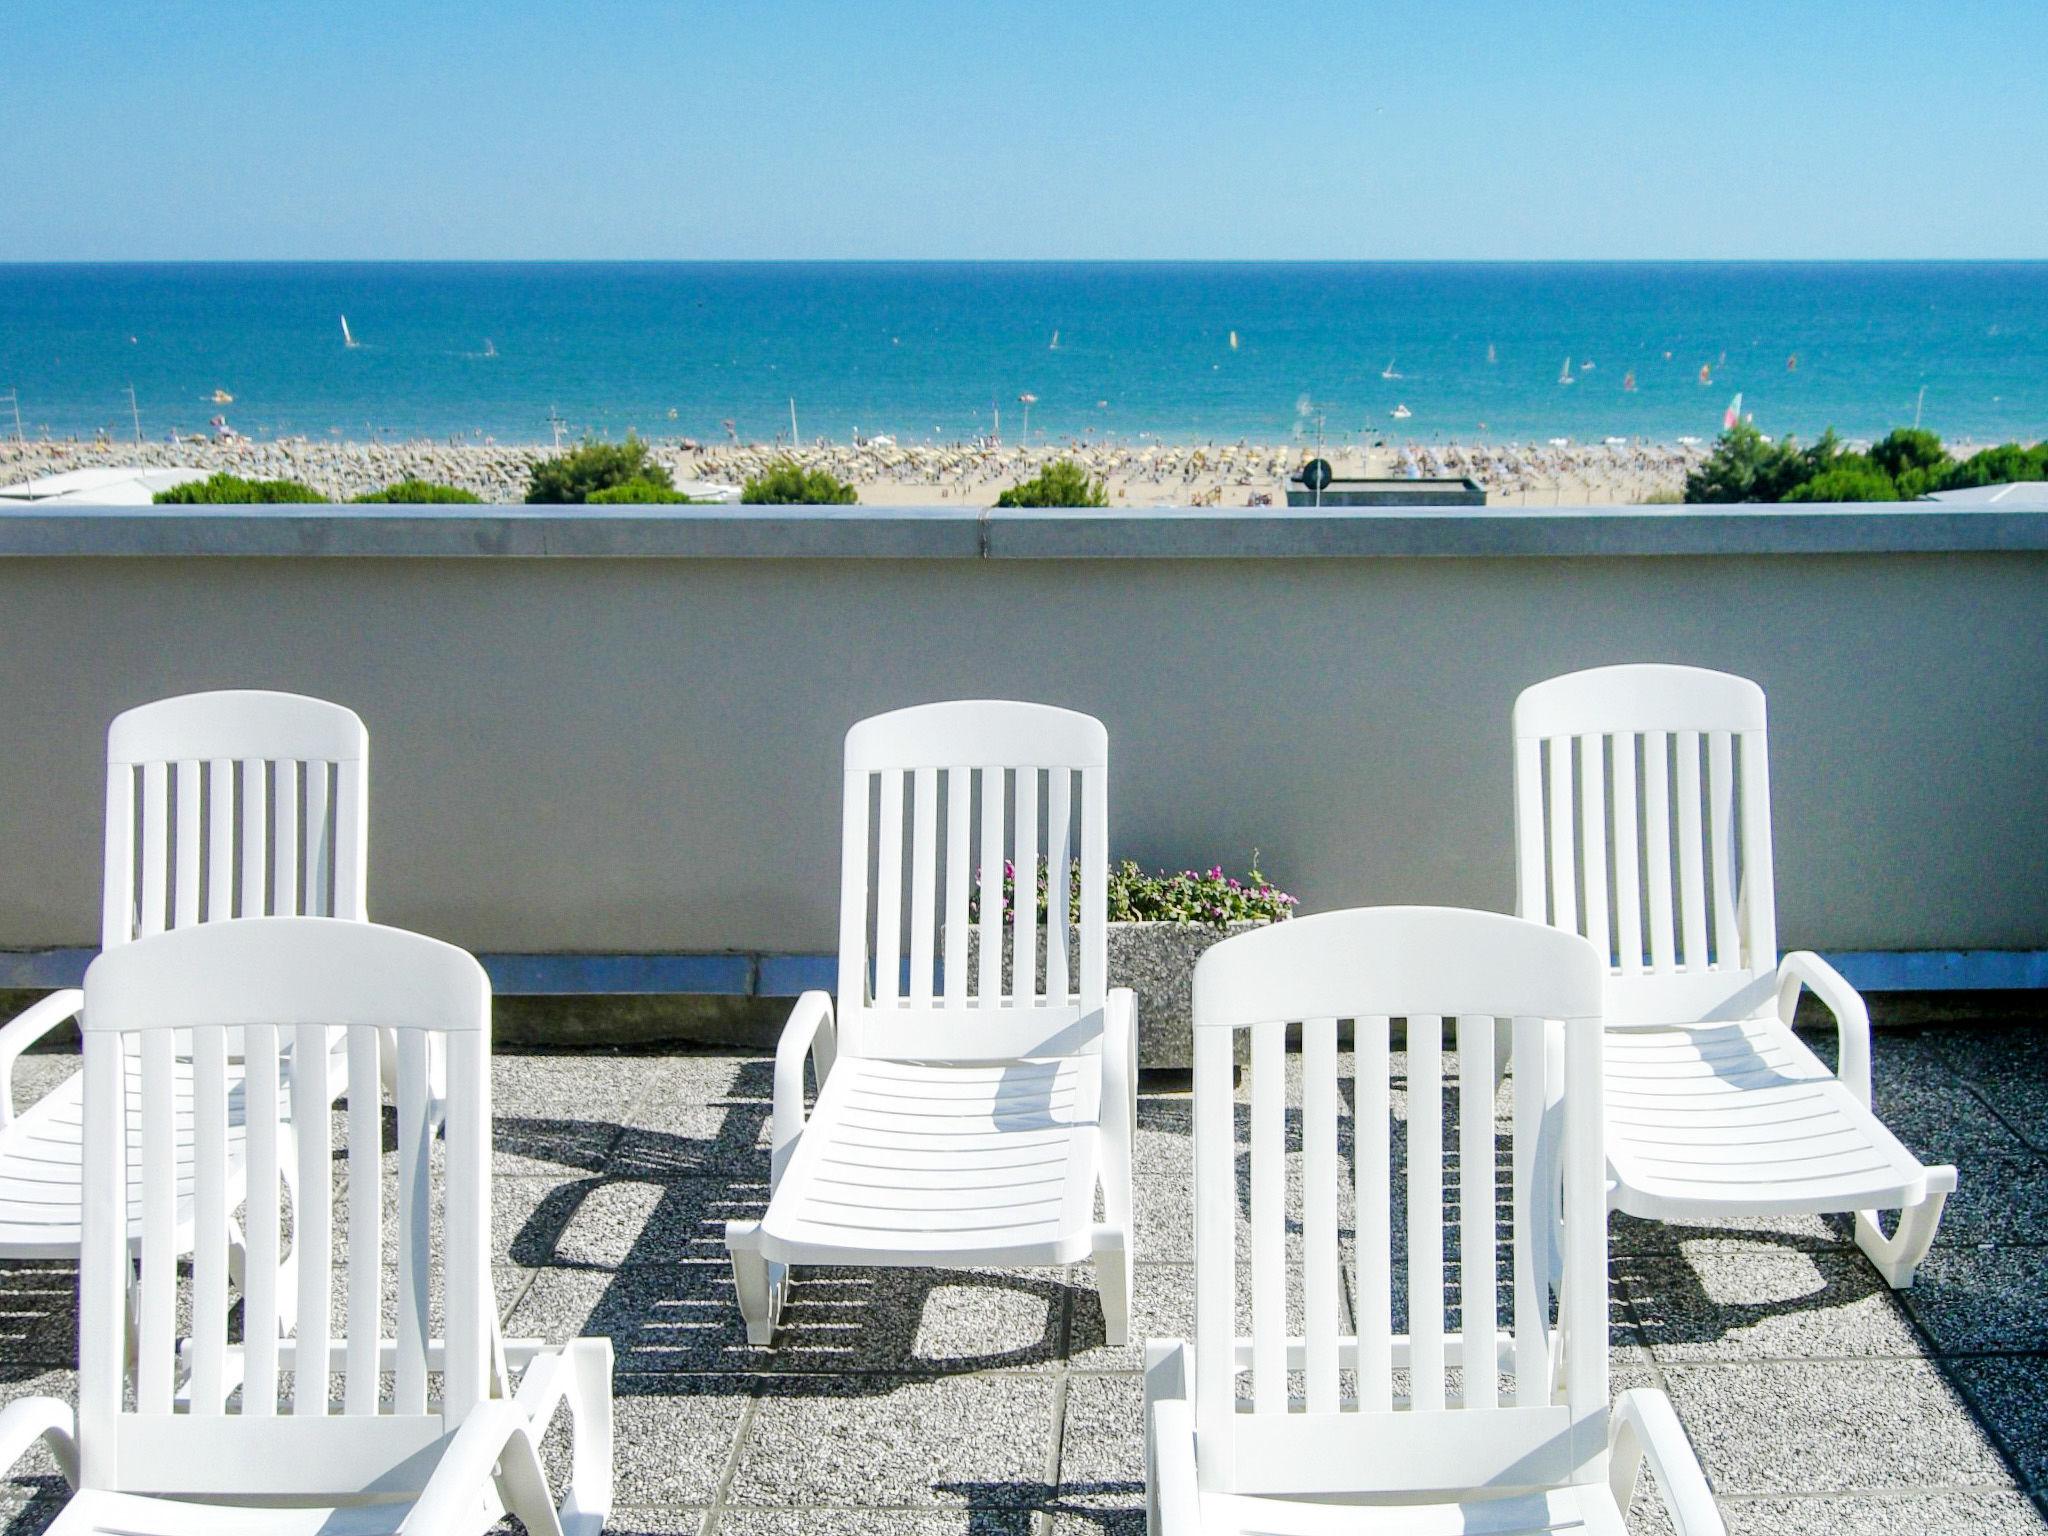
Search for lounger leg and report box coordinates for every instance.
[1093,1225,1132,1347]
[1856,1192,1949,1289]
[726,1220,786,1346]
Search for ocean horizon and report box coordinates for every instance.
[2,260,2044,448]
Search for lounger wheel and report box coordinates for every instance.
[725,1220,788,1346]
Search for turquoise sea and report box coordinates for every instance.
[0,262,2043,446]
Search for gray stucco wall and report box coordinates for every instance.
[0,515,2043,957]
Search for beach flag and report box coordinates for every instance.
[1723,393,1743,430]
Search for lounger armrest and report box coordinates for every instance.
[0,1396,78,1489]
[1610,1387,1724,1536]
[402,1399,538,1534]
[1777,950,1871,1106]
[0,990,84,1131]
[1144,1340,1201,1532]
[1099,987,1138,1228]
[772,990,837,1192]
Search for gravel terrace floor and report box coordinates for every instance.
[1,1019,2044,1535]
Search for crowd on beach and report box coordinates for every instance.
[0,433,1716,507]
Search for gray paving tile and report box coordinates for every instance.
[1720,1491,2048,1534]
[1950,1355,2048,1490]
[511,1262,1073,1378]
[1864,1037,2037,1166]
[726,1374,1058,1510]
[0,1267,77,1369]
[1660,1359,2015,1494]
[1068,1263,1195,1370]
[1926,1151,2048,1248]
[1057,1373,1145,1508]
[606,1058,777,1180]
[1621,1243,1923,1362]
[1611,1210,1853,1258]
[1903,1246,2048,1355]
[1927,1024,2048,1154]
[492,1052,653,1175]
[599,1512,709,1536]
[581,1376,749,1509]
[717,1511,1035,1534]
[545,1176,768,1268]
[1049,1508,1145,1534]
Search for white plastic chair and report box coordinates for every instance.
[1144,906,1724,1535]
[725,700,1137,1345]
[0,916,614,1535]
[0,690,368,1273]
[1513,664,1955,1287]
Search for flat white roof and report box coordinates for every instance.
[0,466,210,505]
[1924,482,2048,510]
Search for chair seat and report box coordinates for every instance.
[46,1490,420,1536]
[758,1054,1103,1267]
[0,1058,249,1259]
[1198,1484,1627,1536]
[1603,1016,1952,1221]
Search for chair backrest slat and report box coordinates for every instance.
[909,767,938,1007]
[139,763,169,938]
[1249,1018,1287,1414]
[188,1025,231,1414]
[943,766,972,1006]
[293,1017,333,1415]
[136,1028,178,1412]
[837,702,1108,1061]
[1455,1012,1498,1411]
[79,918,491,1498]
[1188,908,1606,1499]
[1515,665,1777,1025]
[1407,1013,1446,1411]
[1301,1015,1341,1414]
[174,761,203,927]
[1354,1013,1393,1412]
[242,1025,283,1416]
[345,1025,384,1413]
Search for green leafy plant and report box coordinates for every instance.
[153,472,326,504]
[1868,428,1952,496]
[1682,422,1812,504]
[1783,460,1898,502]
[350,479,483,504]
[970,855,1298,928]
[741,460,857,504]
[1934,441,2048,491]
[994,459,1109,508]
[586,481,697,504]
[524,436,675,504]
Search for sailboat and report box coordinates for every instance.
[1486,342,1497,365]
[1558,357,1576,386]
[1381,357,1402,380]
[1623,370,1637,392]
[340,315,359,349]
[1698,363,1712,385]
[1390,403,1412,420]
[483,338,497,358]
[1049,330,1060,351]
[1228,330,1239,350]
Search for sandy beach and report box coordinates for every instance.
[0,434,1718,507]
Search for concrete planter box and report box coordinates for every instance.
[965,918,1272,1070]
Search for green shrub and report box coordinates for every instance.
[1935,442,2048,491]
[586,481,696,504]
[994,459,1109,508]
[1683,423,1812,503]
[524,436,675,504]
[1783,459,1898,502]
[1868,428,1951,490]
[154,472,327,504]
[350,479,482,504]
[741,460,857,504]
[971,856,1298,928]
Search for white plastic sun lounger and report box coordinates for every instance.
[726,700,1136,1346]
[1514,664,1954,1286]
[1144,906,1723,1535]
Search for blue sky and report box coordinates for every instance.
[5,0,2044,261]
